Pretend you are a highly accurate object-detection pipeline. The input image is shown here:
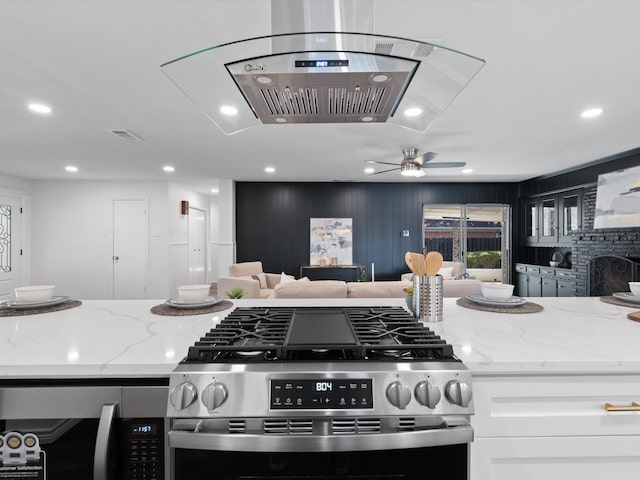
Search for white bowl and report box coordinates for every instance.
[14,285,56,303]
[629,282,640,296]
[177,284,210,303]
[481,282,514,301]
[549,261,560,267]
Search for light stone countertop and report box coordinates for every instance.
[1,297,639,380]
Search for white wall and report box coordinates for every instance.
[30,180,170,300]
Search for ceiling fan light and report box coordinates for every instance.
[400,162,425,177]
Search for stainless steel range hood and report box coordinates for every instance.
[161,1,485,135]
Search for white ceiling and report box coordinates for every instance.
[2,0,639,195]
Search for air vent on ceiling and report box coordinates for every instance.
[110,129,142,141]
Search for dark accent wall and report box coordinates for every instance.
[236,182,518,281]
[518,150,640,295]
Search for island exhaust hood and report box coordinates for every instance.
[161,0,485,135]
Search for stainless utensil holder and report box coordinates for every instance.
[413,275,443,322]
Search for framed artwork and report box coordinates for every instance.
[594,164,640,229]
[309,218,353,265]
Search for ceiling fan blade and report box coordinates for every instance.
[365,160,402,166]
[414,151,439,165]
[367,167,400,175]
[422,162,467,169]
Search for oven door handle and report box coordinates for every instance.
[94,402,119,480]
[169,425,473,452]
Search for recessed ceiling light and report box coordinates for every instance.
[275,117,287,123]
[65,165,78,173]
[364,167,375,174]
[265,167,276,173]
[403,107,423,117]
[361,116,375,122]
[581,107,603,118]
[462,168,473,174]
[163,165,175,172]
[28,103,52,114]
[220,105,238,116]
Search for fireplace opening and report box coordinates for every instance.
[587,255,640,296]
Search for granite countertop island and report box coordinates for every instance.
[1,297,640,380]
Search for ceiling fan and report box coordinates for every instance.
[366,147,466,177]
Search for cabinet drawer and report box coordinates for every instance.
[526,266,540,274]
[556,270,572,278]
[471,436,640,480]
[540,268,555,276]
[473,375,640,437]
[515,264,527,273]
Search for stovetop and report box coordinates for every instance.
[184,306,456,363]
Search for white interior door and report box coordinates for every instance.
[188,207,206,284]
[0,195,22,298]
[113,199,147,299]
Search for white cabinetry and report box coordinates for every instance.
[471,374,640,479]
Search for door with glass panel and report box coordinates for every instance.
[423,204,511,283]
[0,195,22,298]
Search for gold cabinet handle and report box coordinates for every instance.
[605,401,640,412]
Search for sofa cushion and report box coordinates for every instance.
[251,273,268,288]
[229,261,264,277]
[347,281,412,298]
[438,267,454,279]
[280,272,296,283]
[273,280,347,298]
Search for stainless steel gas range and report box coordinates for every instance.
[167,306,473,479]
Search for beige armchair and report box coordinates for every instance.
[218,261,281,299]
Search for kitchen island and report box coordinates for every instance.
[2,296,640,479]
[2,296,640,378]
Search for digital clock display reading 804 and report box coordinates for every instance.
[315,381,332,391]
[271,379,373,410]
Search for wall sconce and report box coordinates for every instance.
[181,200,189,215]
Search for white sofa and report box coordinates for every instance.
[217,261,282,299]
[272,280,412,299]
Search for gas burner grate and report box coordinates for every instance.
[184,306,456,363]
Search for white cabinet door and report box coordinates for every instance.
[473,375,640,437]
[472,436,640,480]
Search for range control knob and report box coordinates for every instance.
[201,381,229,410]
[415,380,442,409]
[445,380,472,407]
[386,381,411,410]
[169,381,197,411]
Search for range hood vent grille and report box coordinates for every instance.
[257,86,388,117]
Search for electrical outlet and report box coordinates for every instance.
[402,230,410,237]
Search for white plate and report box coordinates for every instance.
[466,293,527,308]
[612,292,640,304]
[165,296,223,309]
[1,296,71,310]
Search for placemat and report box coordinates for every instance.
[456,297,543,313]
[600,296,640,309]
[0,300,82,317]
[151,299,234,316]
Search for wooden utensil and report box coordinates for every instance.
[405,251,416,274]
[410,252,426,275]
[425,251,444,276]
[628,311,640,323]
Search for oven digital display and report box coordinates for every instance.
[270,379,373,409]
[130,423,157,435]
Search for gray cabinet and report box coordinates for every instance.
[515,263,575,297]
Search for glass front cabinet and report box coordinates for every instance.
[523,188,582,246]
